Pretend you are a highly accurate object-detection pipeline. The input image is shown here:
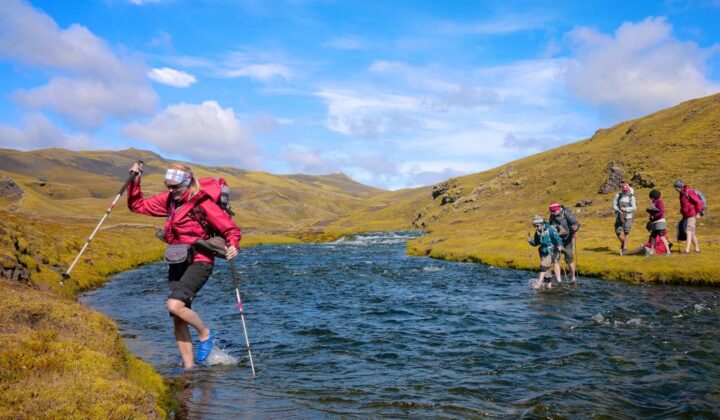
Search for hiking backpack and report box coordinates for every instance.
[687,188,707,216]
[164,177,234,236]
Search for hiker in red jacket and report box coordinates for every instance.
[127,162,241,369]
[646,189,671,256]
[674,180,703,254]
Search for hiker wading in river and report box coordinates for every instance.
[613,183,637,255]
[548,201,580,283]
[527,215,564,289]
[127,162,241,369]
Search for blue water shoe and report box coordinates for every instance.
[196,329,215,362]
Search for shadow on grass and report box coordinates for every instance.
[584,246,613,253]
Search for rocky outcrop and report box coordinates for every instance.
[630,172,655,188]
[598,161,625,194]
[0,175,23,200]
[432,181,451,199]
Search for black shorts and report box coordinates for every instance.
[168,261,213,309]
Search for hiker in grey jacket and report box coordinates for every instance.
[613,183,637,255]
[548,201,580,283]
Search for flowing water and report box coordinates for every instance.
[80,232,720,418]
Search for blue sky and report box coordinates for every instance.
[1,0,719,189]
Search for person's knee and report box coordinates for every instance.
[167,299,186,315]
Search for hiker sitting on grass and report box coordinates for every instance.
[613,183,636,255]
[646,189,671,256]
[623,229,672,256]
[527,215,564,289]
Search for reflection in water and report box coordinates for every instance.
[81,232,720,417]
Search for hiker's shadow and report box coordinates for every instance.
[584,246,613,255]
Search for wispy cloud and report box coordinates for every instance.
[324,35,368,50]
[439,13,552,35]
[219,50,294,81]
[148,67,197,88]
[128,0,163,5]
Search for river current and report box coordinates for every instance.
[80,231,720,418]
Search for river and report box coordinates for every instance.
[80,231,720,418]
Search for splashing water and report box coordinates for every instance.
[205,346,239,366]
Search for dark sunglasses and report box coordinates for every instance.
[166,183,185,191]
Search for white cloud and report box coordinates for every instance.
[0,0,157,127]
[316,88,424,136]
[14,77,157,127]
[0,113,92,150]
[148,67,197,88]
[123,100,261,169]
[219,50,294,82]
[222,64,293,81]
[566,16,720,119]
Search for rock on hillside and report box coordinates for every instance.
[0,176,23,201]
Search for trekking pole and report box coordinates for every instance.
[228,257,256,376]
[61,161,143,285]
[572,237,578,280]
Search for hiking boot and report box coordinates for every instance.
[196,329,215,363]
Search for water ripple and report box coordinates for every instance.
[81,231,720,417]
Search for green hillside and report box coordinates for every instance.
[403,93,720,284]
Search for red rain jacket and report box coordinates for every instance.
[678,185,703,219]
[127,177,242,264]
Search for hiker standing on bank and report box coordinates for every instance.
[674,180,703,254]
[127,162,241,369]
[548,201,580,282]
[527,215,564,289]
[613,183,636,255]
[646,189,671,256]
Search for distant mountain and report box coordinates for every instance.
[0,147,389,232]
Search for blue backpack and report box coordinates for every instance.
[687,188,707,216]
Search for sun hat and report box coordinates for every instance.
[548,201,561,212]
[532,215,544,225]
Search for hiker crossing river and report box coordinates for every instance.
[81,232,720,418]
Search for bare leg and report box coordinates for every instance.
[568,262,577,282]
[173,315,194,368]
[167,299,211,341]
[660,235,671,255]
[552,263,561,288]
[688,231,700,252]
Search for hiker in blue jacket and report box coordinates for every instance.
[527,215,564,289]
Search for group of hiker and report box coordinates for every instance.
[528,180,705,289]
[118,159,707,363]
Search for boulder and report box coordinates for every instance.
[0,175,23,200]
